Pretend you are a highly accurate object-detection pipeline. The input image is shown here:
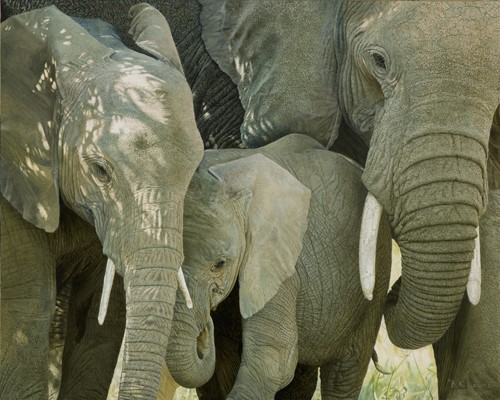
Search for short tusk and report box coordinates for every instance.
[177,268,193,309]
[98,259,116,325]
[467,227,481,305]
[359,192,383,301]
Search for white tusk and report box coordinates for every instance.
[359,192,383,301]
[98,259,116,325]
[177,268,193,309]
[467,227,481,305]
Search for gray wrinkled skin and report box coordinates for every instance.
[165,135,392,399]
[0,6,203,400]
[432,190,500,400]
[1,0,245,150]
[197,0,500,351]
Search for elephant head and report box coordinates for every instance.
[198,0,500,349]
[165,153,311,388]
[1,4,203,398]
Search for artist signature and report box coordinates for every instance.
[448,379,498,390]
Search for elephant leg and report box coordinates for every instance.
[1,198,55,400]
[275,363,318,400]
[58,261,125,400]
[228,277,300,400]
[319,343,371,400]
[49,283,72,400]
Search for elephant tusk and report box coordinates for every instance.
[466,227,481,305]
[359,192,383,301]
[177,267,193,309]
[98,259,116,325]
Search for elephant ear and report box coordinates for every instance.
[128,3,184,74]
[199,0,342,148]
[209,154,311,319]
[0,6,113,232]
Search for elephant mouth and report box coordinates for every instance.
[358,192,482,303]
[196,318,213,360]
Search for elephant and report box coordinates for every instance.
[4,0,499,394]
[192,0,500,351]
[6,0,498,351]
[431,189,500,400]
[0,4,204,399]
[164,134,393,399]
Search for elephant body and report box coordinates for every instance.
[1,6,203,399]
[166,134,393,399]
[3,1,499,397]
[432,190,500,400]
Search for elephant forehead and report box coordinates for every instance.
[381,2,499,51]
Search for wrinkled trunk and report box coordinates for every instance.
[363,91,492,349]
[117,250,179,399]
[386,132,485,349]
[166,299,216,388]
[102,194,186,399]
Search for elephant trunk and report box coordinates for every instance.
[362,100,490,347]
[385,212,479,349]
[101,194,187,399]
[117,248,179,399]
[166,300,216,388]
[388,128,487,348]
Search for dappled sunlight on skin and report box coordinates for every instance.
[1,6,206,400]
[3,8,199,256]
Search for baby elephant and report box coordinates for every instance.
[166,134,392,399]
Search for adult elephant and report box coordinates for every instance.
[1,5,203,399]
[432,189,500,399]
[195,0,500,349]
[4,0,499,388]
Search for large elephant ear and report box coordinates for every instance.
[209,154,311,319]
[199,0,342,148]
[128,3,184,74]
[0,6,113,232]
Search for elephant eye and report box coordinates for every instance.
[370,51,387,71]
[211,257,227,272]
[89,160,113,184]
